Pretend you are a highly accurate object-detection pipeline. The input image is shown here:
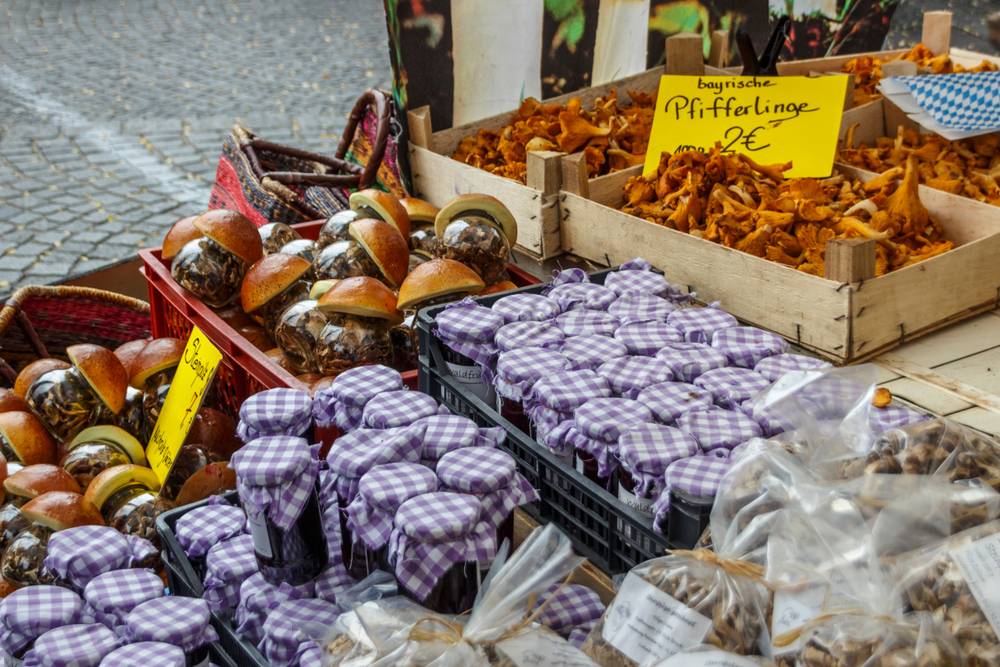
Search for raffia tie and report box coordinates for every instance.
[771,607,894,648]
[667,548,774,591]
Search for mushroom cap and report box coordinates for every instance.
[174,462,236,507]
[85,464,161,511]
[397,259,485,310]
[349,190,411,240]
[480,280,519,296]
[5,464,81,500]
[14,359,71,399]
[214,304,257,330]
[191,210,264,264]
[128,338,185,389]
[239,325,274,353]
[162,215,203,261]
[0,390,32,416]
[349,218,410,289]
[113,340,150,375]
[400,197,439,224]
[240,253,312,314]
[316,276,404,325]
[264,348,297,374]
[0,413,57,465]
[70,425,146,467]
[22,491,105,531]
[435,194,517,248]
[66,345,129,415]
[185,407,240,460]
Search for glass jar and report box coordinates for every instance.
[0,505,30,552]
[61,442,132,489]
[259,222,301,255]
[161,444,223,502]
[312,241,383,283]
[141,383,171,443]
[246,481,329,586]
[436,213,510,286]
[258,280,311,333]
[2,524,55,586]
[408,251,431,275]
[408,560,479,617]
[171,236,248,308]
[317,210,359,247]
[315,314,394,376]
[116,386,145,443]
[279,239,320,270]
[102,482,174,548]
[389,314,417,374]
[26,367,103,443]
[275,300,329,374]
[409,223,438,257]
[498,396,532,435]
[339,493,380,581]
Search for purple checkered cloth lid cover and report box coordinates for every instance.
[613,320,683,356]
[326,423,426,503]
[536,583,606,634]
[546,267,590,287]
[494,320,565,353]
[313,561,354,603]
[173,502,246,559]
[491,294,562,323]
[235,574,315,645]
[0,586,84,639]
[312,365,403,431]
[754,353,832,382]
[712,326,788,368]
[494,347,569,401]
[694,366,771,410]
[554,310,621,337]
[667,303,739,344]
[612,259,696,304]
[124,597,218,653]
[83,569,163,636]
[433,298,505,366]
[525,370,611,440]
[25,623,120,667]
[677,407,763,451]
[545,282,617,312]
[99,642,185,667]
[653,453,732,528]
[597,356,673,399]
[655,342,729,383]
[292,641,323,667]
[362,390,446,429]
[237,388,313,443]
[416,414,505,465]
[870,406,929,434]
[562,398,653,477]
[739,399,791,438]
[560,335,628,372]
[638,381,715,425]
[437,447,538,528]
[345,461,438,550]
[618,423,700,497]
[232,435,320,532]
[607,293,675,325]
[43,526,134,591]
[604,267,673,299]
[260,599,339,667]
[389,492,497,602]
[124,535,157,565]
[203,534,259,612]
[568,621,596,648]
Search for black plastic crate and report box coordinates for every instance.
[416,268,713,575]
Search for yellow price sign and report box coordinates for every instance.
[643,75,849,178]
[146,327,223,484]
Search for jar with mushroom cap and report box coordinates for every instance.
[26,344,129,444]
[86,465,171,547]
[4,465,81,509]
[258,222,301,255]
[0,412,57,475]
[161,215,202,263]
[312,218,409,290]
[241,253,313,333]
[171,210,264,308]
[434,194,517,287]
[277,239,320,274]
[127,338,185,442]
[159,444,224,502]
[274,300,330,374]
[349,189,411,240]
[13,359,70,400]
[59,425,146,490]
[314,277,403,375]
[318,209,360,247]
[401,197,440,263]
[0,504,30,552]
[396,258,486,352]
[116,386,145,443]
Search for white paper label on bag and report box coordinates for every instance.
[654,652,762,667]
[950,531,1000,636]
[601,572,712,665]
[495,631,599,667]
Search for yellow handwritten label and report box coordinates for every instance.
[147,327,223,485]
[643,75,849,178]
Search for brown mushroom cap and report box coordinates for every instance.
[350,190,411,240]
[185,407,240,460]
[480,280,519,296]
[85,464,160,511]
[128,338,185,389]
[397,259,486,310]
[435,193,518,248]
[5,464,81,501]
[162,215,203,260]
[264,348,296,374]
[0,390,32,416]
[400,198,439,224]
[22,491,105,531]
[113,340,150,375]
[240,254,312,314]
[239,325,274,353]
[349,218,410,289]
[66,344,128,415]
[14,359,71,399]
[316,277,404,325]
[0,413,57,465]
[191,210,264,264]
[174,462,237,507]
[0,580,21,598]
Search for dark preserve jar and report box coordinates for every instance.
[246,479,329,586]
[492,347,568,437]
[432,300,505,409]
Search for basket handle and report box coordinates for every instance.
[0,304,49,385]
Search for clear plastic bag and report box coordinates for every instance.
[653,645,776,666]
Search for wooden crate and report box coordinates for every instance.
[406,34,728,260]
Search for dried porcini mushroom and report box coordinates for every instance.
[13,359,71,400]
[402,197,441,257]
[241,253,313,333]
[258,222,301,255]
[274,299,330,374]
[171,209,264,308]
[313,277,403,375]
[434,194,518,286]
[128,338,184,443]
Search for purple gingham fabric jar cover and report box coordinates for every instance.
[390,492,497,602]
[554,310,621,337]
[314,561,354,603]
[545,282,617,312]
[362,390,445,429]
[604,266,673,299]
[870,406,928,434]
[237,388,313,443]
[433,298,505,366]
[345,462,437,550]
[525,370,611,442]
[618,423,699,497]
[613,321,683,356]
[493,347,569,401]
[653,454,731,527]
[655,342,728,383]
[313,365,403,432]
[568,621,596,649]
[326,424,426,503]
[1,627,33,659]
[203,534,259,612]
[100,642,185,667]
[83,569,163,636]
[260,598,340,667]
[597,356,673,399]
[436,447,538,527]
[43,526,133,591]
[0,586,84,639]
[173,502,246,559]
[536,583,606,635]
[491,293,562,323]
[739,399,792,437]
[236,574,316,646]
[232,435,319,531]
[638,381,715,424]
[559,335,628,372]
[607,293,675,325]
[124,597,218,653]
[667,304,739,344]
[416,414,505,466]
[754,353,832,382]
[712,326,788,368]
[124,535,157,566]
[494,320,565,353]
[25,623,119,667]
[694,367,771,410]
[566,398,653,477]
[292,642,323,667]
[677,408,762,451]
[546,267,590,287]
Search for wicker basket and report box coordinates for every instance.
[0,285,151,384]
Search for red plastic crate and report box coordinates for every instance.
[139,220,540,418]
